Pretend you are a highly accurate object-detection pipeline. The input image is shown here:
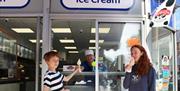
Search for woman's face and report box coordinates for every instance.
[131,47,143,62]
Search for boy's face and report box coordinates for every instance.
[46,56,59,70]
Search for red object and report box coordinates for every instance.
[156,8,170,16]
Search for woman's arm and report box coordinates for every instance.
[123,72,132,89]
[123,64,133,89]
[148,67,156,91]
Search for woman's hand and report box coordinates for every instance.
[129,57,135,67]
[125,57,135,72]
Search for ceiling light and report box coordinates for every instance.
[12,28,34,33]
[90,40,104,43]
[52,28,71,33]
[68,51,79,53]
[64,47,77,49]
[29,39,42,43]
[52,50,58,52]
[91,28,110,33]
[89,47,101,49]
[59,39,74,43]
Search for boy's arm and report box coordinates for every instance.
[43,85,50,91]
[63,69,78,82]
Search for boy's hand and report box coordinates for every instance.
[75,66,83,73]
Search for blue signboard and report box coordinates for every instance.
[175,8,180,30]
[177,0,180,5]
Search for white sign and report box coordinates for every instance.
[0,0,29,8]
[60,0,134,10]
[149,0,176,27]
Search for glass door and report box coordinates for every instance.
[147,27,177,91]
[97,21,142,91]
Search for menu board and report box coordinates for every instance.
[0,34,34,60]
[0,36,3,51]
[20,46,24,57]
[17,45,21,56]
[12,43,17,55]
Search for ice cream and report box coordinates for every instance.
[77,59,81,66]
[77,59,81,72]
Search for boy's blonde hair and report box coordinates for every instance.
[43,51,61,61]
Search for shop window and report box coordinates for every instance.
[98,22,141,91]
[147,27,175,91]
[0,18,38,91]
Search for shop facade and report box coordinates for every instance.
[0,0,178,91]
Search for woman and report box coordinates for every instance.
[123,45,156,91]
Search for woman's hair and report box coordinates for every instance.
[131,45,152,76]
[43,51,61,61]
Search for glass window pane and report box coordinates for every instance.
[0,18,38,91]
[52,20,95,91]
[147,28,174,91]
[98,22,141,91]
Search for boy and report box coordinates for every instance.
[43,51,80,91]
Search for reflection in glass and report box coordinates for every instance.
[98,22,141,91]
[147,28,174,91]
[52,20,96,91]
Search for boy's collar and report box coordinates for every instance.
[48,70,56,73]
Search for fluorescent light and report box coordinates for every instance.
[68,51,79,53]
[90,40,104,43]
[29,39,43,43]
[12,28,34,33]
[64,47,77,49]
[91,28,110,33]
[89,47,101,49]
[52,28,71,33]
[52,50,58,52]
[60,39,74,43]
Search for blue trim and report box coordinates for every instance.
[0,0,30,9]
[177,0,180,5]
[60,0,134,11]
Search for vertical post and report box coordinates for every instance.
[173,14,178,91]
[175,12,178,91]
[41,0,51,91]
[35,17,41,91]
[95,20,99,91]
[173,32,178,91]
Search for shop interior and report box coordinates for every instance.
[0,18,37,91]
[0,17,178,91]
[0,18,142,91]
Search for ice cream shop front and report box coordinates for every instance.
[0,0,178,91]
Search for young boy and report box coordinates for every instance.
[43,51,80,91]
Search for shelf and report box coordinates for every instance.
[64,85,94,91]
[62,72,125,76]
